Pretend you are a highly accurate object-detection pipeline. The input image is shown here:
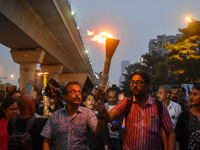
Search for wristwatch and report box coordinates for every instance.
[108,122,113,128]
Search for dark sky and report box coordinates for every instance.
[1,0,200,87]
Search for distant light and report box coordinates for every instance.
[155,41,157,43]
[77,27,80,30]
[10,74,14,78]
[24,54,28,58]
[71,11,75,16]
[85,50,88,53]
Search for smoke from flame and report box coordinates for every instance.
[87,30,115,44]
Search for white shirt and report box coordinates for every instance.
[104,102,119,139]
[167,100,182,128]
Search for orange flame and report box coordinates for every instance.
[87,30,115,44]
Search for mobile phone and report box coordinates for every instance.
[26,82,32,94]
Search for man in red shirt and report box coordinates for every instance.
[105,71,175,150]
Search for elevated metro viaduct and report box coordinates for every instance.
[0,0,98,96]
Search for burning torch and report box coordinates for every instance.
[99,38,119,96]
[87,31,119,101]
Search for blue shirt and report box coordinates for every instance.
[40,106,97,150]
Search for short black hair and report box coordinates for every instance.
[62,81,82,95]
[192,85,200,91]
[179,87,186,94]
[106,87,119,97]
[171,85,179,90]
[7,90,21,98]
[82,92,95,102]
[130,71,151,84]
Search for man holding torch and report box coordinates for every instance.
[102,71,175,150]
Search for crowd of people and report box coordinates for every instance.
[0,71,200,150]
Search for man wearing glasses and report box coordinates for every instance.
[41,81,105,150]
[105,71,175,150]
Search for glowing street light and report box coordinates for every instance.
[71,11,75,16]
[10,74,14,79]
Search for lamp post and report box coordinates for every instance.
[38,70,49,118]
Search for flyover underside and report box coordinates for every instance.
[0,0,95,78]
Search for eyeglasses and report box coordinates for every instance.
[130,80,145,86]
[64,90,82,95]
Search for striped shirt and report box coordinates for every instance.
[114,96,173,150]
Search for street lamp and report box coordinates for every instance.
[10,74,14,79]
[71,11,78,26]
[37,70,50,118]
[140,58,144,63]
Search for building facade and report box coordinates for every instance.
[148,34,183,56]
[119,60,130,85]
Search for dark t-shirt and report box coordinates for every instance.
[7,117,48,150]
[175,109,200,150]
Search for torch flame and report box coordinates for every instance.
[87,30,115,44]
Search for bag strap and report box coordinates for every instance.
[125,97,133,117]
[11,118,18,133]
[27,116,36,131]
[155,98,163,126]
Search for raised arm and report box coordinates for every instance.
[104,106,122,122]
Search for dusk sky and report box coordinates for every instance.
[1,0,200,87]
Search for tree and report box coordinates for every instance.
[177,20,200,42]
[153,62,169,84]
[120,51,166,90]
[164,21,200,84]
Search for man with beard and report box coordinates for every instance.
[104,71,175,150]
[171,86,188,111]
[41,81,105,150]
[170,86,179,103]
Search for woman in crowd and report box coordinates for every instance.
[175,85,200,150]
[0,97,18,150]
[83,92,109,150]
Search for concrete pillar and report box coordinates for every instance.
[40,64,63,82]
[10,48,45,97]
